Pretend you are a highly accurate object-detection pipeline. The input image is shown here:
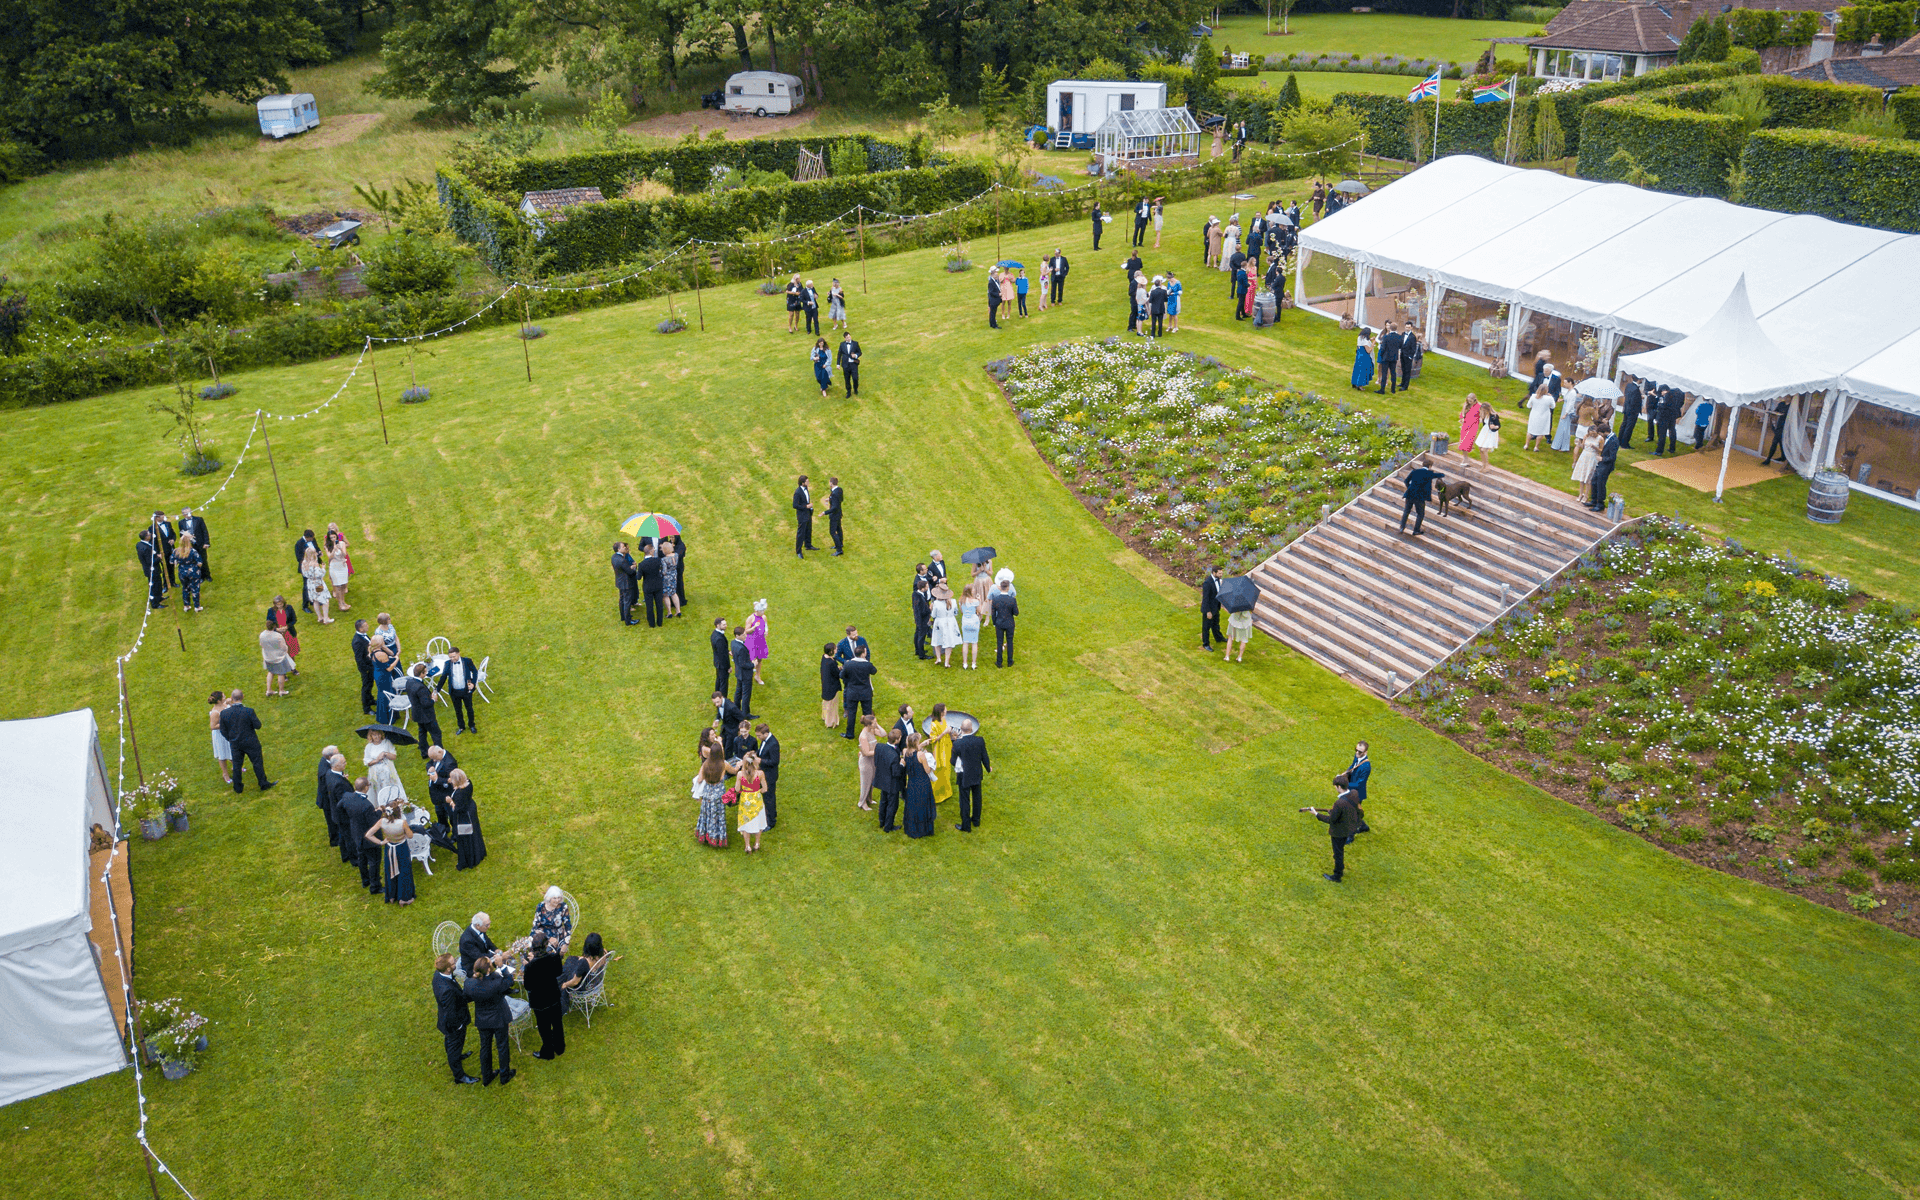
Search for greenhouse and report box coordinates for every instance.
[1092,106,1203,174]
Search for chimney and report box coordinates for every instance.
[1809,27,1834,64]
[1861,34,1884,57]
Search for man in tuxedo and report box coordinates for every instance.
[1132,197,1150,246]
[874,730,903,831]
[835,625,870,664]
[350,621,375,715]
[1048,248,1069,304]
[731,623,756,717]
[636,544,665,627]
[839,647,877,739]
[338,781,379,893]
[836,333,861,397]
[1760,398,1790,466]
[802,280,821,336]
[892,703,916,749]
[927,551,947,587]
[710,618,731,696]
[826,477,845,555]
[1619,377,1643,448]
[1399,455,1444,536]
[404,665,445,757]
[1148,277,1168,337]
[1376,323,1404,394]
[912,577,933,660]
[1310,787,1365,882]
[992,582,1019,667]
[433,954,479,1084]
[611,541,639,625]
[1587,429,1620,513]
[793,475,815,557]
[465,956,516,1086]
[987,270,1002,329]
[218,690,272,793]
[293,528,317,611]
[523,934,567,1060]
[149,511,178,587]
[952,718,991,833]
[711,691,747,735]
[316,745,345,847]
[325,754,356,862]
[1199,565,1225,651]
[442,646,479,733]
[458,912,498,977]
[756,722,780,828]
[425,745,460,831]
[1653,386,1682,456]
[135,531,168,609]
[180,508,211,580]
[1397,327,1418,389]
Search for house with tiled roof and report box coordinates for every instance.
[1787,32,1920,87]
[1504,0,1832,82]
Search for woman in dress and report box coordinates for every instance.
[926,702,954,806]
[929,586,960,667]
[560,932,612,1010]
[660,548,681,619]
[827,279,847,330]
[1572,429,1604,504]
[174,537,203,611]
[448,768,487,868]
[901,734,937,839]
[958,582,983,670]
[267,595,300,664]
[324,523,352,611]
[1220,217,1240,270]
[1351,329,1375,389]
[743,599,769,685]
[667,534,688,607]
[366,804,416,905]
[1036,261,1051,313]
[857,714,879,811]
[1550,388,1578,452]
[260,618,292,696]
[1225,606,1254,662]
[363,729,409,807]
[735,752,768,852]
[302,547,334,625]
[998,270,1016,318]
[1473,396,1499,468]
[811,338,832,398]
[1524,388,1557,451]
[1167,271,1182,333]
[531,886,572,949]
[369,640,397,724]
[1574,394,1598,444]
[785,274,803,333]
[208,691,232,784]
[1458,393,1484,469]
[1151,197,1165,249]
[693,753,731,848]
[819,641,841,728]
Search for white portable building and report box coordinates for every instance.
[1046,80,1167,141]
[0,709,128,1108]
[256,94,320,139]
[722,72,807,116]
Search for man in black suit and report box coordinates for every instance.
[433,955,480,1083]
[636,544,665,627]
[1619,377,1643,449]
[1376,323,1404,394]
[793,476,815,557]
[465,956,516,1086]
[1310,787,1365,882]
[1132,197,1150,246]
[991,582,1019,667]
[1653,386,1682,456]
[927,552,947,587]
[325,755,357,862]
[350,620,375,715]
[839,647,877,739]
[1199,565,1226,651]
[1048,248,1069,304]
[135,531,168,609]
[316,745,344,846]
[912,578,933,660]
[611,541,639,626]
[835,625,870,664]
[442,646,479,734]
[338,781,379,893]
[711,691,747,736]
[1090,202,1104,250]
[293,528,316,611]
[458,913,499,978]
[826,477,845,555]
[1397,327,1419,390]
[836,334,861,398]
[874,730,903,831]
[1399,454,1444,536]
[404,665,444,757]
[218,690,272,793]
[987,271,1002,329]
[891,703,916,749]
[1148,277,1168,337]
[952,718,992,833]
[731,623,756,717]
[1760,398,1790,466]
[179,508,211,580]
[425,745,460,831]
[523,934,567,1060]
[148,511,178,587]
[710,618,731,697]
[1587,430,1620,513]
[755,722,780,828]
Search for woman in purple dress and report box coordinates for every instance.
[743,599,770,686]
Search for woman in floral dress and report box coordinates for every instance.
[302,547,334,624]
[694,753,732,848]
[735,753,768,852]
[660,549,681,619]
[174,537,203,611]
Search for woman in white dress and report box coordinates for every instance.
[302,547,334,625]
[1571,429,1604,504]
[1224,608,1254,662]
[1524,388,1557,451]
[929,586,961,667]
[1219,217,1240,271]
[325,523,352,611]
[1151,197,1165,249]
[1473,398,1499,469]
[363,730,409,807]
[958,579,984,670]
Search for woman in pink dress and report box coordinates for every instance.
[743,599,770,686]
[1458,394,1484,470]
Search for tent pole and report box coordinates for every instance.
[1504,75,1517,164]
[858,208,868,295]
[1714,419,1736,501]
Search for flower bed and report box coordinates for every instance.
[1403,516,1920,933]
[989,339,1420,579]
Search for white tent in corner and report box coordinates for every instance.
[0,709,129,1107]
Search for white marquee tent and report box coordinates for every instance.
[1297,158,1920,502]
[0,709,129,1107]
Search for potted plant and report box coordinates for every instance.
[139,998,209,1080]
[138,803,167,841]
[166,801,191,834]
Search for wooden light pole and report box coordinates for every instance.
[858,208,868,294]
[371,361,389,444]
[261,423,289,529]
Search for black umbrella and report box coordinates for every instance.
[355,723,417,746]
[1216,576,1261,613]
[960,547,997,565]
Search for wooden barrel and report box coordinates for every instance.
[1807,469,1850,524]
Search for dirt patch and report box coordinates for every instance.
[270,210,376,237]
[259,112,385,151]
[623,109,818,142]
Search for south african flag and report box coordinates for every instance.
[1473,82,1513,105]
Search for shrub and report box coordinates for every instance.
[198,382,237,400]
[1741,127,1920,233]
[1579,96,1744,195]
[656,316,687,333]
[1747,823,1777,843]
[400,386,430,403]
[518,325,545,339]
[361,232,459,298]
[1522,726,1555,754]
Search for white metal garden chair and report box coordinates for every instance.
[425,636,451,659]
[476,656,494,703]
[507,999,536,1052]
[432,921,462,979]
[567,957,612,1027]
[408,825,434,876]
[385,689,411,729]
[558,889,579,939]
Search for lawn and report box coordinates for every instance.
[1260,71,1424,101]
[2,189,1919,1199]
[1208,11,1542,68]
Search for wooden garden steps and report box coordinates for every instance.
[1250,461,1618,698]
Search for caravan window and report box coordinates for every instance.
[730,85,743,94]
[1120,94,1135,111]
[768,82,777,93]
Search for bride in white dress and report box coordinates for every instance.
[1219,216,1241,270]
[364,730,409,807]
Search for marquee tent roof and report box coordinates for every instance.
[1299,157,1920,414]
[1617,277,1834,406]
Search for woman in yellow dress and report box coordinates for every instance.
[927,702,954,805]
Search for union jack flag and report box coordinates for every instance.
[1406,69,1442,102]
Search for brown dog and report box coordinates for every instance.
[1435,477,1474,518]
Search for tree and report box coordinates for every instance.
[1279,106,1364,178]
[361,232,460,298]
[1188,36,1221,110]
[1676,16,1711,63]
[1533,96,1565,161]
[1709,78,1772,137]
[0,0,326,151]
[445,106,547,191]
[1701,15,1732,61]
[366,0,540,114]
[978,63,1011,132]
[920,93,966,152]
[1276,72,1303,115]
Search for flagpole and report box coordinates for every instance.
[1433,91,1441,161]
[1503,74,1517,165]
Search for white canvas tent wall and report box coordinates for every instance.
[0,709,127,1107]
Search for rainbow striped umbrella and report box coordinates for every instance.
[618,512,682,540]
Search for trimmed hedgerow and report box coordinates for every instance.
[1652,76,1880,128]
[1577,96,1746,196]
[1741,127,1920,232]
[1891,89,1920,139]
[502,136,919,198]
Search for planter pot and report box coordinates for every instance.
[194,1035,209,1052]
[159,1059,192,1081]
[1807,468,1849,525]
[139,818,167,841]
[168,814,190,833]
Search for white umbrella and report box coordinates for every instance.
[1574,377,1623,400]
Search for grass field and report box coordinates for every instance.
[1209,11,1541,68]
[1259,71,1423,101]
[3,189,1919,1198]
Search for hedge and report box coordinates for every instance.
[1741,127,1920,232]
[502,135,919,198]
[1577,95,1748,195]
[1892,89,1920,139]
[1654,76,1881,128]
[1332,92,1519,160]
